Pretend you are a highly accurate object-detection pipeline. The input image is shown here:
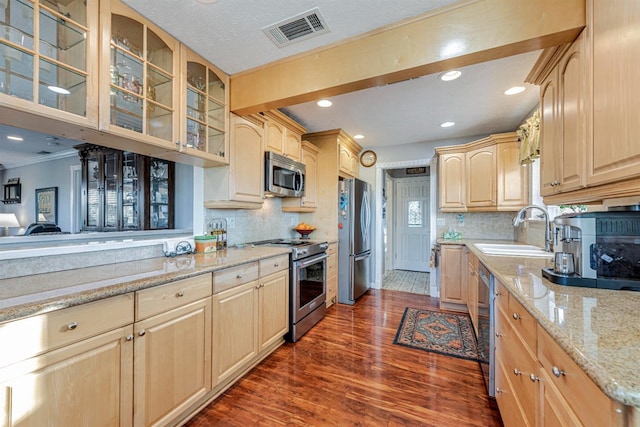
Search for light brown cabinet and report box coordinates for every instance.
[0,295,135,426]
[261,110,305,162]
[436,133,529,212]
[133,275,212,427]
[466,249,479,332]
[282,141,320,212]
[326,242,338,307]
[529,0,640,205]
[211,257,288,389]
[338,137,361,178]
[0,0,100,128]
[438,244,467,311]
[204,113,264,209]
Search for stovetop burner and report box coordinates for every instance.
[242,238,328,260]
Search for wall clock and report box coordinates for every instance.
[360,150,377,167]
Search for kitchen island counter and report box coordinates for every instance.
[0,246,291,323]
[439,238,640,409]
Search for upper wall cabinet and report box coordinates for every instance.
[180,46,229,166]
[338,134,361,179]
[261,110,305,161]
[99,0,180,154]
[436,133,529,212]
[0,0,99,127]
[528,0,640,205]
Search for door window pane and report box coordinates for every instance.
[408,201,422,227]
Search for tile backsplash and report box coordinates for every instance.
[437,212,515,240]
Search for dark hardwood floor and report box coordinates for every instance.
[184,289,503,426]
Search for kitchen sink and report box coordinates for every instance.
[473,243,553,258]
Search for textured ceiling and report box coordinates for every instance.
[1,0,542,166]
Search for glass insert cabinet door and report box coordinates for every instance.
[147,158,174,230]
[183,49,229,162]
[0,0,99,125]
[103,1,179,148]
[81,148,124,231]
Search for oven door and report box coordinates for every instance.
[292,252,327,323]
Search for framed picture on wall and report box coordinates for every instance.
[36,187,58,224]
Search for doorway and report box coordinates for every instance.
[380,168,431,295]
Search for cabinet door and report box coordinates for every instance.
[284,129,302,161]
[588,0,640,186]
[211,281,259,386]
[338,142,355,177]
[181,47,229,165]
[496,141,529,209]
[100,0,180,151]
[265,120,285,154]
[258,270,289,352]
[557,32,587,193]
[134,298,211,427]
[539,71,560,196]
[0,0,99,127]
[466,145,496,207]
[537,367,583,427]
[229,115,264,203]
[0,326,133,427]
[466,251,478,333]
[439,245,466,306]
[439,153,466,211]
[301,144,318,208]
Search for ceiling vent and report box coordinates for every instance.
[263,8,329,48]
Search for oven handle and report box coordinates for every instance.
[296,253,328,268]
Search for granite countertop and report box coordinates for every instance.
[0,246,291,324]
[439,238,640,409]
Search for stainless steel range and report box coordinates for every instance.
[248,239,329,342]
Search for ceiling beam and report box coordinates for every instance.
[229,0,585,115]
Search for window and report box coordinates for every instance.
[408,201,422,227]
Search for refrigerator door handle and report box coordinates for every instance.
[361,190,370,246]
[354,252,370,262]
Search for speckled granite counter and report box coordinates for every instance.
[0,246,290,324]
[439,238,640,409]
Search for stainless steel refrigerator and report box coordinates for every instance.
[338,178,372,304]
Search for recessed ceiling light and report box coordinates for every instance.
[440,122,455,128]
[47,85,70,95]
[439,70,462,81]
[504,86,525,95]
[196,0,219,3]
[316,99,332,108]
[353,134,364,140]
[7,135,23,141]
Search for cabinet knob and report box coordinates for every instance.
[138,330,146,337]
[495,388,503,394]
[495,291,502,297]
[274,263,279,267]
[530,373,540,382]
[513,368,522,376]
[237,274,243,279]
[495,332,503,338]
[67,322,78,330]
[470,271,475,276]
[256,284,261,289]
[512,313,520,320]
[176,291,185,297]
[552,366,566,378]
[125,335,134,342]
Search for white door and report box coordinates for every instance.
[394,177,430,272]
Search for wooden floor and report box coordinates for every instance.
[184,289,503,427]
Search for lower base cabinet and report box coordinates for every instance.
[326,243,338,307]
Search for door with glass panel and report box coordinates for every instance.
[0,0,99,126]
[394,177,430,272]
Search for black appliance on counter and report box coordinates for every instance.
[543,211,640,291]
[245,239,329,342]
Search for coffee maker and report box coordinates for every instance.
[542,211,640,291]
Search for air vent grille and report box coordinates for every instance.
[263,8,329,48]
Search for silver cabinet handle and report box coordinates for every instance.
[512,313,520,320]
[513,369,522,376]
[530,373,540,382]
[495,291,502,297]
[138,330,146,337]
[495,332,503,338]
[125,335,134,342]
[176,291,184,297]
[67,322,78,330]
[256,284,261,289]
[552,366,565,377]
[495,388,503,394]
[274,263,279,267]
[237,274,243,279]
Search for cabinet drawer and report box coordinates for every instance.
[537,325,617,427]
[507,293,536,354]
[0,294,134,368]
[213,262,259,294]
[495,357,530,427]
[259,254,289,277]
[136,274,212,320]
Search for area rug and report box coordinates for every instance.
[393,307,479,361]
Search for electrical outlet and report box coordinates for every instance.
[226,217,235,229]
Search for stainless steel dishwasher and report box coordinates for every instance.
[476,262,495,397]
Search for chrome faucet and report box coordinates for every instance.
[513,205,553,252]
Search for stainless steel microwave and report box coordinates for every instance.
[265,151,306,197]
